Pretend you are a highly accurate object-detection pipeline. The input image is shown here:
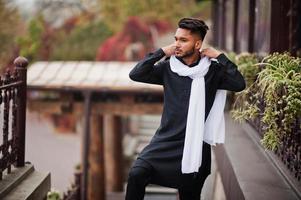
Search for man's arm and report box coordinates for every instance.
[216,54,245,92]
[200,47,246,92]
[129,44,175,85]
[129,49,165,85]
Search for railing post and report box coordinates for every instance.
[14,57,28,167]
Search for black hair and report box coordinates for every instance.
[178,17,209,41]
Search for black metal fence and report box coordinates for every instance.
[0,57,28,180]
[247,97,301,183]
[277,117,301,181]
[249,117,301,183]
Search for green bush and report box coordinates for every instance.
[231,52,301,150]
[16,16,44,61]
[47,189,61,200]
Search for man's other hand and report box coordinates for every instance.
[200,47,222,58]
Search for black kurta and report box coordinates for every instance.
[129,49,245,189]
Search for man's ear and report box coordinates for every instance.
[195,40,202,50]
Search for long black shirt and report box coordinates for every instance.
[129,49,245,189]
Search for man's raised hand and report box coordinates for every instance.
[200,47,222,58]
[162,43,176,57]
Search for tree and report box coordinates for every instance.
[99,0,198,32]
[36,0,85,27]
[50,19,112,60]
[0,0,21,71]
[16,16,46,61]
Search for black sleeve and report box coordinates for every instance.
[217,54,246,92]
[129,49,166,85]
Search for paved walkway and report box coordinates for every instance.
[25,111,81,192]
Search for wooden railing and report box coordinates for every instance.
[0,57,28,180]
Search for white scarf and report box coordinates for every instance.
[170,55,227,174]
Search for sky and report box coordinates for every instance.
[12,0,94,21]
[12,0,36,19]
[14,0,35,9]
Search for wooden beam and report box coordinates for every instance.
[104,115,124,192]
[92,103,163,116]
[28,100,163,115]
[88,114,105,200]
[28,100,65,114]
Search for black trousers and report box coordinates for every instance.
[125,163,208,200]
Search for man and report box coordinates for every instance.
[126,17,245,200]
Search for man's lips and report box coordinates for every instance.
[175,49,182,54]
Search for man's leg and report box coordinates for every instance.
[178,142,211,200]
[178,173,208,200]
[125,165,152,200]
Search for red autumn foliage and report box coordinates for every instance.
[62,17,78,33]
[149,20,172,35]
[96,16,172,61]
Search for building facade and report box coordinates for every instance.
[212,0,301,56]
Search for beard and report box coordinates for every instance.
[175,47,195,59]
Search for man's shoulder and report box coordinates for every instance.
[209,59,222,69]
[155,57,170,68]
[206,60,222,76]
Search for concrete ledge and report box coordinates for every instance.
[213,113,299,200]
[241,122,301,198]
[0,164,34,198]
[146,184,177,194]
[107,191,177,200]
[214,145,244,200]
[3,170,50,200]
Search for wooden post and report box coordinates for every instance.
[248,0,256,53]
[212,0,219,47]
[270,0,290,53]
[88,114,105,200]
[14,56,28,167]
[104,115,124,192]
[233,0,239,52]
[82,92,92,200]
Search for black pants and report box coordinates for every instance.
[125,164,208,200]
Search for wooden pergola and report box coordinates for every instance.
[27,61,164,200]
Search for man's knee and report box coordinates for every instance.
[128,167,151,185]
[126,167,151,200]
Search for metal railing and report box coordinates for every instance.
[0,57,28,180]
[247,97,301,183]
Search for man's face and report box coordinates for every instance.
[174,28,202,58]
